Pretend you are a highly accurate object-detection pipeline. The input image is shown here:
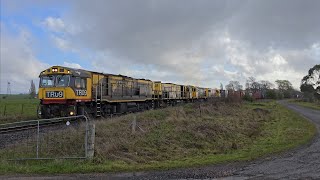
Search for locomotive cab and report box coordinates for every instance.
[38,66,92,118]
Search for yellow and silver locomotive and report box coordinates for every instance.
[38,66,92,118]
[38,66,220,118]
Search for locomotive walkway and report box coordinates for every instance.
[2,100,320,179]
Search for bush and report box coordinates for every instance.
[283,91,292,99]
[277,92,284,99]
[242,94,253,102]
[302,92,316,102]
[266,89,277,99]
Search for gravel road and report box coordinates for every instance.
[232,101,320,179]
[2,101,319,180]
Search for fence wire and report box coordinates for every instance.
[0,103,38,116]
[0,115,89,160]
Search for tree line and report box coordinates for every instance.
[224,64,319,101]
[225,78,296,100]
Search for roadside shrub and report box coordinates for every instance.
[243,94,253,102]
[302,92,315,102]
[265,89,277,99]
[283,91,292,99]
[277,92,284,99]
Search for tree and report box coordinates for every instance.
[300,83,315,93]
[29,80,36,98]
[275,80,293,91]
[246,77,256,89]
[259,80,274,90]
[300,64,320,101]
[225,81,243,91]
[275,80,293,98]
[246,77,261,92]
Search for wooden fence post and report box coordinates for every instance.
[87,122,95,159]
[132,115,137,134]
[3,105,6,116]
[21,104,24,115]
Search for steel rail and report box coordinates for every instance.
[0,115,86,134]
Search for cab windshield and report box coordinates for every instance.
[56,75,70,87]
[40,75,55,87]
[40,75,70,87]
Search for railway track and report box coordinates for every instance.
[0,98,220,135]
[0,115,88,134]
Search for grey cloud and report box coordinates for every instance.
[39,0,320,88]
[227,0,320,50]
[66,0,238,61]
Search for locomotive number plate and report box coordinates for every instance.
[75,89,87,96]
[46,91,64,98]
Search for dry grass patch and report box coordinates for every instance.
[94,101,268,164]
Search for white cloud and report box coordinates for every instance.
[42,16,80,35]
[270,54,287,66]
[0,25,49,94]
[43,17,79,52]
[51,35,74,52]
[43,17,65,33]
[62,62,82,69]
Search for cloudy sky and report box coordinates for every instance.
[1,0,319,94]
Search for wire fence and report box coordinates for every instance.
[0,115,95,160]
[0,103,38,117]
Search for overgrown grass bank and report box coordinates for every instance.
[0,100,316,174]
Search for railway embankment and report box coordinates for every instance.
[0,100,316,174]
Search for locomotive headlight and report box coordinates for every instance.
[52,68,58,72]
[70,111,74,116]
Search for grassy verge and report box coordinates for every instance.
[0,100,316,174]
[288,99,320,111]
[0,94,39,123]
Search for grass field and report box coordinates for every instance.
[0,100,316,174]
[288,99,320,110]
[0,94,39,123]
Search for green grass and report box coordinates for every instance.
[0,94,39,123]
[288,99,320,110]
[0,100,316,174]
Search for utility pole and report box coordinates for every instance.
[7,81,11,96]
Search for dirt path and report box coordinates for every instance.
[2,101,319,180]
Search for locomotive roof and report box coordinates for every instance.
[46,66,152,81]
[40,66,217,89]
